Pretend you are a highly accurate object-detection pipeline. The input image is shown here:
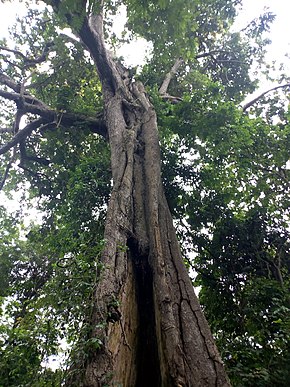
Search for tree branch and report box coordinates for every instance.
[0,159,13,190]
[243,83,290,111]
[0,88,107,137]
[0,113,107,162]
[78,14,121,95]
[0,127,14,133]
[0,88,50,109]
[19,140,50,166]
[0,42,54,69]
[0,46,29,61]
[0,143,17,191]
[60,112,107,136]
[0,72,21,92]
[159,57,184,96]
[0,118,47,156]
[48,1,131,99]
[158,50,242,103]
[195,49,238,60]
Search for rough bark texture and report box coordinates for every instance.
[63,8,231,387]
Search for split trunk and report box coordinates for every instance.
[66,14,231,387]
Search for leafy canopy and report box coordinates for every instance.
[0,0,289,386]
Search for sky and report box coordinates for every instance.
[0,0,288,370]
[236,0,290,61]
[0,0,289,66]
[0,0,289,211]
[236,0,290,86]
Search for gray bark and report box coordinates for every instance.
[62,8,231,387]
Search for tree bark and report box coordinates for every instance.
[62,9,231,387]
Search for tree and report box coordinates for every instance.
[0,0,288,386]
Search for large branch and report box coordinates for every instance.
[0,72,21,92]
[0,88,107,137]
[60,112,107,136]
[78,16,122,95]
[0,89,50,109]
[159,57,184,96]
[243,83,290,111]
[48,0,119,95]
[158,49,241,99]
[0,118,47,156]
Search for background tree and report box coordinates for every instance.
[0,0,289,386]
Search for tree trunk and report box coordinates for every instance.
[64,11,231,387]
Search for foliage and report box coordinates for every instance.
[0,0,289,386]
[0,120,111,384]
[155,82,290,386]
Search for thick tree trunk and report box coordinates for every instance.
[63,11,231,387]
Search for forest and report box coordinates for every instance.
[0,0,289,386]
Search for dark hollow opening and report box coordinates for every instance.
[128,238,161,387]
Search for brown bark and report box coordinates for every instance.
[57,6,231,387]
[242,83,290,111]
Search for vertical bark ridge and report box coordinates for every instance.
[82,83,231,386]
[155,191,230,386]
[64,10,232,387]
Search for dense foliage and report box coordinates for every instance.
[0,0,289,386]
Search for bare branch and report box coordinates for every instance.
[243,83,290,111]
[0,72,21,92]
[195,50,238,60]
[158,50,242,103]
[0,86,107,136]
[159,57,184,96]
[0,42,54,69]
[0,128,14,133]
[0,160,12,190]
[161,95,183,104]
[0,118,47,156]
[0,89,51,113]
[0,145,16,191]
[19,140,50,166]
[0,46,28,61]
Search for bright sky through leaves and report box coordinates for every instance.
[0,0,289,66]
[0,0,289,212]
